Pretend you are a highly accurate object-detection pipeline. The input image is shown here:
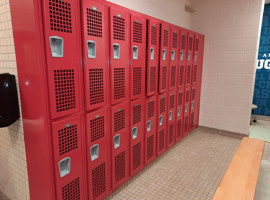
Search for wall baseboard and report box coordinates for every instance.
[252,114,270,122]
[198,126,247,139]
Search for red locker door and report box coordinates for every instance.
[192,34,200,85]
[176,89,184,142]
[190,86,196,131]
[51,115,85,200]
[169,26,179,91]
[159,23,171,94]
[178,28,187,89]
[146,19,160,97]
[130,13,147,100]
[109,7,130,105]
[82,1,108,111]
[186,31,194,87]
[167,90,176,148]
[130,98,145,176]
[157,94,168,156]
[111,102,129,190]
[145,95,157,165]
[183,88,190,137]
[42,0,82,119]
[86,108,111,200]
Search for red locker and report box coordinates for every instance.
[145,95,157,165]
[169,26,179,90]
[183,88,190,137]
[157,93,168,156]
[86,108,111,200]
[176,89,184,142]
[42,0,82,119]
[130,98,145,176]
[51,115,85,200]
[185,31,194,87]
[190,86,197,131]
[167,90,176,148]
[146,19,160,97]
[159,22,171,94]
[130,13,147,100]
[109,7,130,105]
[178,28,187,89]
[111,102,129,190]
[82,1,108,111]
[192,34,201,85]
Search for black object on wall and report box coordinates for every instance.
[0,73,20,127]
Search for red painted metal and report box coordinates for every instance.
[178,28,187,89]
[183,88,191,137]
[86,107,111,200]
[176,89,184,142]
[146,18,160,97]
[145,95,157,165]
[167,90,176,149]
[185,31,194,87]
[169,26,179,91]
[190,86,197,131]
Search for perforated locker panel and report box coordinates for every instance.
[169,26,179,90]
[187,31,194,65]
[111,102,129,190]
[183,88,191,137]
[130,98,145,176]
[42,0,81,119]
[185,64,192,86]
[82,1,108,111]
[178,29,187,90]
[86,107,111,200]
[51,115,85,200]
[146,19,160,97]
[130,14,146,100]
[176,89,184,141]
[167,90,176,148]
[159,23,171,94]
[193,34,200,65]
[109,7,130,105]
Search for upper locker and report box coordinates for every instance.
[130,13,147,100]
[186,31,194,87]
[169,26,179,91]
[192,33,200,85]
[159,22,171,94]
[82,1,108,111]
[109,7,130,105]
[146,19,160,97]
[178,28,187,89]
[42,0,82,119]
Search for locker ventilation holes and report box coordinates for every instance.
[195,38,199,51]
[58,124,78,156]
[89,69,104,106]
[151,25,157,45]
[163,29,168,47]
[150,67,156,92]
[61,177,80,200]
[114,68,125,100]
[159,130,165,151]
[181,35,186,49]
[90,116,105,142]
[172,32,178,48]
[160,98,165,114]
[169,124,174,144]
[177,120,182,138]
[178,92,183,106]
[115,151,126,183]
[193,65,197,82]
[92,163,106,199]
[133,142,141,170]
[161,67,167,90]
[87,8,102,37]
[133,105,141,124]
[147,135,154,159]
[133,68,142,96]
[186,66,191,84]
[179,66,184,86]
[133,21,142,43]
[147,101,155,118]
[113,16,125,41]
[114,109,125,132]
[170,94,175,109]
[189,37,193,50]
[170,66,176,87]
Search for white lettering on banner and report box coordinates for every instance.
[257,59,270,69]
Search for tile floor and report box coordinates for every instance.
[107,129,241,200]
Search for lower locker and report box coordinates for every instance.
[183,88,190,137]
[176,89,184,142]
[51,115,85,200]
[86,108,111,200]
[167,90,176,149]
[190,86,197,132]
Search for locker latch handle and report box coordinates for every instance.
[177,108,181,117]
[191,102,194,110]
[188,52,191,61]
[113,43,120,59]
[169,111,173,121]
[114,134,120,149]
[49,36,64,58]
[159,115,163,126]
[147,120,151,132]
[194,53,197,61]
[171,50,175,61]
[90,144,99,161]
[132,127,138,140]
[133,46,139,60]
[150,47,154,60]
[87,40,96,59]
[180,51,184,61]
[185,104,188,113]
[58,157,70,178]
[162,49,166,60]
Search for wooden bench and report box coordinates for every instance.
[212,137,265,200]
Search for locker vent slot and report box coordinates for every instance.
[89,69,104,105]
[113,16,125,41]
[114,109,125,132]
[49,0,72,33]
[133,21,142,43]
[181,35,186,49]
[90,116,104,142]
[133,104,141,124]
[149,67,156,92]
[169,124,174,144]
[151,25,157,45]
[187,65,191,84]
[170,94,175,109]
[163,29,168,47]
[92,163,106,199]
[195,38,199,51]
[115,151,126,183]
[133,67,142,96]
[161,66,167,90]
[147,101,155,118]
[186,90,190,102]
[61,178,80,200]
[193,65,197,83]
[177,120,182,138]
[184,116,188,133]
[191,112,194,128]
[179,66,184,86]
[58,124,78,156]
[160,98,165,114]
[192,89,196,100]
[172,32,178,48]
[170,66,176,87]
[178,92,183,106]
[159,129,165,151]
[189,36,193,50]
[87,8,102,37]
[114,68,125,100]
[133,142,141,170]
[147,135,154,159]
[54,69,76,112]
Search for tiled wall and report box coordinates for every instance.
[190,0,264,134]
[0,0,29,200]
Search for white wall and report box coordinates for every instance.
[190,0,264,134]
